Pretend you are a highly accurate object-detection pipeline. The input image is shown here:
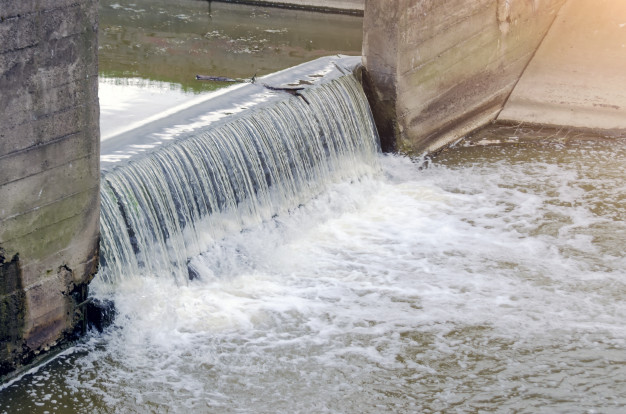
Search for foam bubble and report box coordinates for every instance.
[3,142,625,412]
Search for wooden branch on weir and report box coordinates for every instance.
[195,75,244,82]
[260,84,305,94]
[195,73,257,83]
[195,73,310,104]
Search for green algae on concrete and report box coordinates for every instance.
[0,253,26,377]
[0,0,100,378]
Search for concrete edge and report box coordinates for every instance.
[100,55,362,168]
[212,0,364,16]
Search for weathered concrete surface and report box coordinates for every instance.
[498,0,626,132]
[0,0,100,378]
[362,0,566,153]
[217,0,363,14]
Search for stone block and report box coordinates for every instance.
[18,234,100,291]
[0,0,84,18]
[362,0,566,154]
[0,13,39,54]
[0,131,93,186]
[0,188,97,245]
[0,105,96,155]
[4,187,100,287]
[0,253,25,377]
[0,0,99,378]
[0,154,98,219]
[23,276,72,351]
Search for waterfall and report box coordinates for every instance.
[99,75,380,283]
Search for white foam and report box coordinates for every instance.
[4,144,625,412]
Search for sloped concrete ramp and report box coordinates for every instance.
[498,0,626,132]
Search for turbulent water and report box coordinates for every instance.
[4,1,623,412]
[98,75,380,284]
[2,132,625,412]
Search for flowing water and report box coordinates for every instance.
[98,75,380,284]
[2,124,625,413]
[2,1,625,413]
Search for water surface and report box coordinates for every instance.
[99,0,363,139]
[1,1,625,412]
[99,0,363,89]
[2,138,625,413]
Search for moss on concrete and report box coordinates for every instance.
[0,0,100,379]
[0,252,26,377]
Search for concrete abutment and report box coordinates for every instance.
[0,0,100,378]
[362,0,626,154]
[362,0,567,154]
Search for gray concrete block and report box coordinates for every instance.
[23,276,72,351]
[0,188,97,243]
[362,0,566,154]
[0,105,94,155]
[499,0,626,131]
[17,216,100,290]
[0,14,39,54]
[0,155,98,219]
[0,0,84,18]
[0,0,99,377]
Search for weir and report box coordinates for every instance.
[98,57,380,283]
[3,0,624,382]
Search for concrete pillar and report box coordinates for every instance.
[362,0,565,153]
[0,0,100,377]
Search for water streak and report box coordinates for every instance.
[99,75,380,283]
[2,136,624,414]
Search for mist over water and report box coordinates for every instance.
[2,140,625,413]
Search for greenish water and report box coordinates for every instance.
[98,0,363,139]
[99,0,363,92]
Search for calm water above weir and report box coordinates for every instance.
[2,1,626,413]
[99,0,362,88]
[99,0,363,138]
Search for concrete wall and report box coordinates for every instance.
[218,0,364,14]
[362,0,566,153]
[498,0,626,132]
[0,0,100,377]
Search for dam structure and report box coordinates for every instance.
[98,56,380,283]
[2,0,625,383]
[362,0,626,153]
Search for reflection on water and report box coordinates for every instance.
[99,78,201,139]
[98,0,363,140]
[99,0,363,92]
[1,137,625,413]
